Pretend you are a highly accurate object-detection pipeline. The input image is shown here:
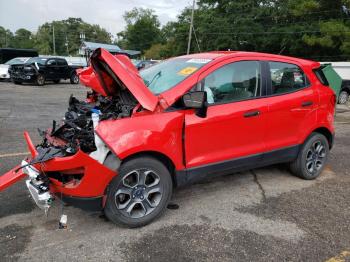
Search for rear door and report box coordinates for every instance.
[57,59,69,78]
[184,59,268,176]
[263,61,318,153]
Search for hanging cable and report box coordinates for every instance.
[192,24,201,52]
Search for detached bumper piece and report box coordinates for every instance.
[0,165,26,191]
[22,160,53,213]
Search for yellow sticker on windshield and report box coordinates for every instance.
[178,67,198,76]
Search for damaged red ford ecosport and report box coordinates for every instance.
[0,48,336,227]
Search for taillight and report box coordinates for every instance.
[331,94,336,107]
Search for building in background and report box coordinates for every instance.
[79,41,141,60]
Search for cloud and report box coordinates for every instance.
[0,0,190,36]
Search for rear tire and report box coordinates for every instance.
[70,73,79,84]
[338,90,349,104]
[289,133,329,180]
[36,74,45,86]
[104,156,173,228]
[12,80,22,85]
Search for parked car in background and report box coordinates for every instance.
[0,48,38,64]
[1,49,336,228]
[0,57,30,81]
[9,57,81,86]
[322,62,350,104]
[132,59,159,70]
[63,56,88,68]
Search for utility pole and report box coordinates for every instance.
[52,24,56,55]
[187,0,195,55]
[65,35,69,55]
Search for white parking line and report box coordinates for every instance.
[0,152,29,158]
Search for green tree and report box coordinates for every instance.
[159,0,350,60]
[35,18,112,55]
[0,26,14,48]
[11,28,35,49]
[117,8,162,53]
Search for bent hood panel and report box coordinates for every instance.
[80,48,158,111]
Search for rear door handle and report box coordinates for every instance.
[301,101,313,107]
[244,110,260,118]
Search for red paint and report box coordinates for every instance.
[80,49,158,111]
[0,165,26,191]
[0,50,335,202]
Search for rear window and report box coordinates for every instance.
[314,66,329,86]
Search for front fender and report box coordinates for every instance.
[96,111,185,170]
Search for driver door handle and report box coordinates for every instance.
[301,101,313,107]
[244,110,260,118]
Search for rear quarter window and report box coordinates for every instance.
[314,67,329,86]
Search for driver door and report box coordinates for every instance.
[46,59,58,79]
[184,60,268,179]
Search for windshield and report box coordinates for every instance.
[5,57,30,65]
[140,57,211,94]
[26,57,48,65]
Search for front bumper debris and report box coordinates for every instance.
[0,165,26,191]
[22,160,53,213]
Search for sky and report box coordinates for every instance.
[0,0,191,36]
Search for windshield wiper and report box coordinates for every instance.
[146,71,162,87]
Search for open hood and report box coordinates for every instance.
[79,48,158,111]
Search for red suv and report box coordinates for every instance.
[0,49,335,227]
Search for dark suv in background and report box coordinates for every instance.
[9,57,81,86]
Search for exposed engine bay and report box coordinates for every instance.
[31,90,137,165]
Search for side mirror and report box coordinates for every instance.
[183,91,207,118]
[183,91,207,109]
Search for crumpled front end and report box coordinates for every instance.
[0,89,138,211]
[0,48,154,212]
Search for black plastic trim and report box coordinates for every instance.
[58,194,103,212]
[175,145,300,187]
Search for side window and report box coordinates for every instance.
[57,59,67,66]
[47,59,56,66]
[269,62,310,95]
[200,61,261,104]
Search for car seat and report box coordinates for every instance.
[226,72,253,101]
[276,71,295,94]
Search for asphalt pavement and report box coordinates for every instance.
[0,81,349,262]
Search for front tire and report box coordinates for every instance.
[70,73,79,84]
[104,157,173,228]
[36,74,45,86]
[289,133,329,180]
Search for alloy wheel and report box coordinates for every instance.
[338,91,349,104]
[37,75,45,85]
[114,169,162,219]
[72,74,79,84]
[305,140,326,175]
